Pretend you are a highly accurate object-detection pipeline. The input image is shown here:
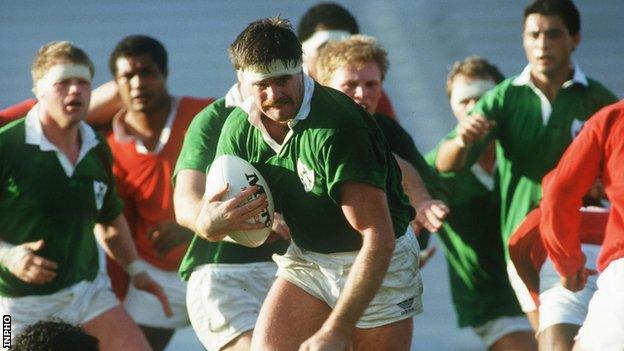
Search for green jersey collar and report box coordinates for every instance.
[24,103,99,177]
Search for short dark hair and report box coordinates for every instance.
[13,320,99,351]
[446,56,505,97]
[109,34,168,76]
[524,0,580,35]
[297,2,359,42]
[229,17,302,71]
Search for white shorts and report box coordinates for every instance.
[124,260,189,329]
[575,257,624,350]
[472,315,533,347]
[186,262,277,351]
[538,244,600,334]
[273,232,423,329]
[0,271,119,340]
[507,260,538,313]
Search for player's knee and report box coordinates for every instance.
[490,331,536,351]
[222,330,252,351]
[538,324,579,351]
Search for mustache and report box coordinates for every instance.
[262,97,292,109]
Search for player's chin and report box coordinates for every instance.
[268,109,294,121]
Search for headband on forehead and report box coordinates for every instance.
[302,30,351,57]
[450,79,495,106]
[238,60,302,84]
[34,63,92,98]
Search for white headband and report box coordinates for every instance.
[34,63,91,98]
[450,79,495,106]
[238,60,302,84]
[302,30,351,56]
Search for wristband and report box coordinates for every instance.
[125,259,149,277]
[453,135,467,148]
[0,242,30,270]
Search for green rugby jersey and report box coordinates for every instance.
[175,96,287,281]
[0,116,123,297]
[173,97,231,181]
[464,67,617,260]
[372,113,447,249]
[372,113,447,202]
[426,143,522,327]
[214,82,414,254]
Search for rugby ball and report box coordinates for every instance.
[205,154,274,247]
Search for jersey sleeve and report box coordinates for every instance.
[173,98,230,183]
[322,127,388,205]
[214,109,247,162]
[95,141,125,223]
[0,99,37,127]
[539,113,605,276]
[376,115,447,202]
[427,129,488,175]
[471,83,505,124]
[464,84,505,158]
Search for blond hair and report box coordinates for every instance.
[446,56,504,97]
[315,34,388,85]
[31,41,94,87]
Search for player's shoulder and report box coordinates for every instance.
[219,106,252,134]
[586,99,624,131]
[487,78,517,99]
[191,97,230,121]
[0,117,26,144]
[584,77,618,102]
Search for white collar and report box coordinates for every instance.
[512,64,588,125]
[25,103,99,177]
[112,96,178,155]
[512,63,588,87]
[241,73,315,153]
[225,83,245,108]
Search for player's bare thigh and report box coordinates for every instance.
[251,278,330,351]
[82,305,151,351]
[222,330,253,351]
[353,317,413,351]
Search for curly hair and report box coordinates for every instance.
[315,35,388,85]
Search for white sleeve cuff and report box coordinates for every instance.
[126,259,149,277]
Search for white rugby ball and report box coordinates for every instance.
[205,154,274,247]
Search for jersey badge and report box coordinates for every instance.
[297,159,315,192]
[93,181,108,210]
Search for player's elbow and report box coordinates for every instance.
[173,204,193,231]
[362,228,396,257]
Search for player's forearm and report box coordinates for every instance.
[324,228,395,334]
[173,169,205,233]
[394,154,432,207]
[86,80,122,127]
[540,124,603,277]
[435,139,470,172]
[94,214,140,269]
